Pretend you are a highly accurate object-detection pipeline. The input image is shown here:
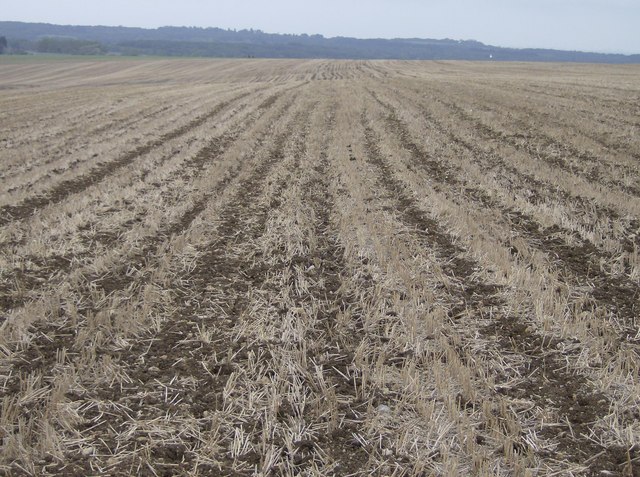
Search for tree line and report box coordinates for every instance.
[1,21,639,63]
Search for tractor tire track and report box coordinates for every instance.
[0,88,258,227]
[434,94,640,196]
[299,149,372,476]
[370,89,640,329]
[458,81,640,159]
[25,98,314,477]
[1,88,301,405]
[0,87,300,314]
[374,86,639,250]
[227,102,372,474]
[361,113,637,475]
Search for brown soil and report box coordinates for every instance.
[2,60,639,477]
[361,112,639,475]
[0,91,252,227]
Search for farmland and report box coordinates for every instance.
[1,58,639,476]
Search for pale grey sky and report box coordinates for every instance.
[3,0,639,54]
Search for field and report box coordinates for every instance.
[1,58,639,476]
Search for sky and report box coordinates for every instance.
[3,0,640,54]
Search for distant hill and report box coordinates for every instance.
[1,21,639,63]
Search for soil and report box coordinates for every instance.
[361,110,639,475]
[2,61,639,477]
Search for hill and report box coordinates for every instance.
[1,21,639,62]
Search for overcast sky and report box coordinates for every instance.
[4,0,639,54]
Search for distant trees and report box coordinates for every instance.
[0,22,638,62]
[0,36,7,54]
[36,37,106,55]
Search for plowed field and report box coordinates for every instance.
[1,58,639,476]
